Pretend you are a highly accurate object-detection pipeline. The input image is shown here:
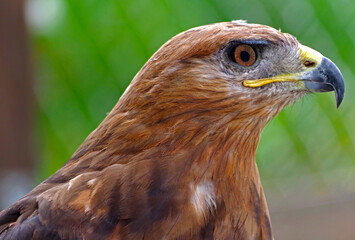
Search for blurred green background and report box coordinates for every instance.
[28,0,355,190]
[3,0,355,239]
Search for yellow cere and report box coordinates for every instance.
[299,45,323,67]
[243,45,323,88]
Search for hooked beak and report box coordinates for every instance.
[243,45,345,107]
[302,57,344,108]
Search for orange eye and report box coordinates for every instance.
[233,44,256,67]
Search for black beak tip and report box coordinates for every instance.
[304,57,345,108]
[336,87,344,108]
[327,58,345,108]
[320,57,345,108]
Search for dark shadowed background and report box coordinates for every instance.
[0,0,354,239]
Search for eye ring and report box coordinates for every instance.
[233,44,256,67]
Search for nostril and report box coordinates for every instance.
[303,60,316,68]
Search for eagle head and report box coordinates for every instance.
[120,20,344,125]
[0,21,345,240]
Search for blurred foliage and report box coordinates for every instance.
[27,0,355,192]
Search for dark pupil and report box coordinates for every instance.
[240,51,250,62]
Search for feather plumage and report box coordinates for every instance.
[0,21,344,240]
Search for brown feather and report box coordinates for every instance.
[0,21,312,240]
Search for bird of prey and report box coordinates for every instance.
[0,21,344,240]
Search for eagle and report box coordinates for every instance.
[0,21,344,240]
